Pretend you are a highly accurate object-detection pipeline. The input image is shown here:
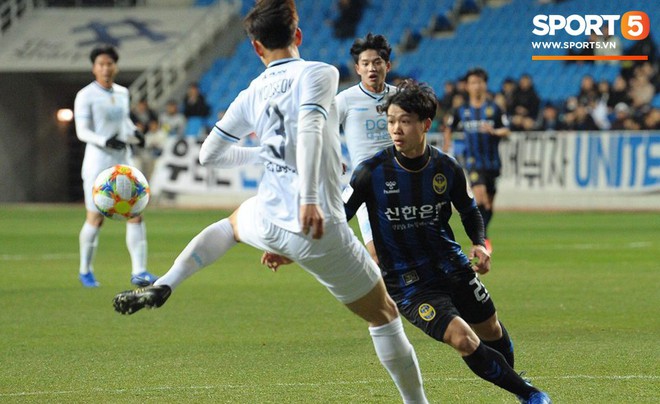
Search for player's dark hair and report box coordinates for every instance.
[465,67,488,82]
[90,45,119,64]
[244,0,298,50]
[350,33,392,63]
[378,79,437,121]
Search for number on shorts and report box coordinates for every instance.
[469,275,490,302]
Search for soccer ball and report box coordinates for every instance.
[92,165,150,220]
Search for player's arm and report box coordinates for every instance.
[73,91,110,147]
[297,64,340,239]
[483,105,511,137]
[199,132,261,167]
[449,159,490,273]
[342,162,370,221]
[199,91,260,167]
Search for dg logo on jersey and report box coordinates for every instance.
[432,174,447,195]
[418,303,436,321]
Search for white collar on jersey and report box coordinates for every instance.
[358,82,391,100]
[267,57,303,68]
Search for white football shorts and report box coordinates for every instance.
[236,197,381,304]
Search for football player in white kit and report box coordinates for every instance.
[74,45,157,288]
[113,1,428,402]
[336,33,396,264]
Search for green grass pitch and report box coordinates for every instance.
[0,204,658,403]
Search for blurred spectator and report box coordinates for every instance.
[610,102,633,130]
[577,75,600,106]
[182,82,210,119]
[536,104,568,131]
[130,99,158,135]
[568,104,599,130]
[607,75,631,110]
[629,72,655,109]
[512,74,540,119]
[590,98,611,130]
[493,93,507,116]
[642,108,659,130]
[332,0,366,39]
[159,99,186,138]
[597,79,611,106]
[498,77,517,114]
[438,80,456,113]
[611,103,642,130]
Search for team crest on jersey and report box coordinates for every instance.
[463,108,472,119]
[485,106,494,118]
[432,174,447,195]
[418,303,436,321]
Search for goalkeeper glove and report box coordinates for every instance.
[105,134,127,150]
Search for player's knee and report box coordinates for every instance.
[444,317,481,355]
[86,211,104,227]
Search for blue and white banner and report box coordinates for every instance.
[150,131,660,210]
[499,131,660,192]
[496,131,660,209]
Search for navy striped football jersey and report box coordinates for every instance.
[344,145,485,301]
[448,100,508,171]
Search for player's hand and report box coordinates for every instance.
[479,122,495,135]
[261,252,293,272]
[105,133,127,150]
[469,244,491,274]
[300,204,324,239]
[129,130,146,148]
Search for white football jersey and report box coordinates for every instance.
[336,82,395,167]
[211,58,345,232]
[74,81,135,179]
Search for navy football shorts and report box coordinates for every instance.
[396,268,496,342]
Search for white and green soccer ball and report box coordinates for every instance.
[92,165,150,220]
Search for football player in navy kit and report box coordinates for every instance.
[443,68,510,253]
[264,80,550,404]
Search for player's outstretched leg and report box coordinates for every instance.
[347,280,428,404]
[113,285,171,315]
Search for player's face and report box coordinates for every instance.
[466,75,487,99]
[92,54,118,88]
[387,104,430,158]
[355,49,390,93]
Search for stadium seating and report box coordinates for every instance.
[197,0,659,121]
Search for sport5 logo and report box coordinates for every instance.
[532,11,649,40]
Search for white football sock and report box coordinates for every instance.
[79,222,99,275]
[126,222,148,275]
[369,316,428,404]
[155,218,236,290]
